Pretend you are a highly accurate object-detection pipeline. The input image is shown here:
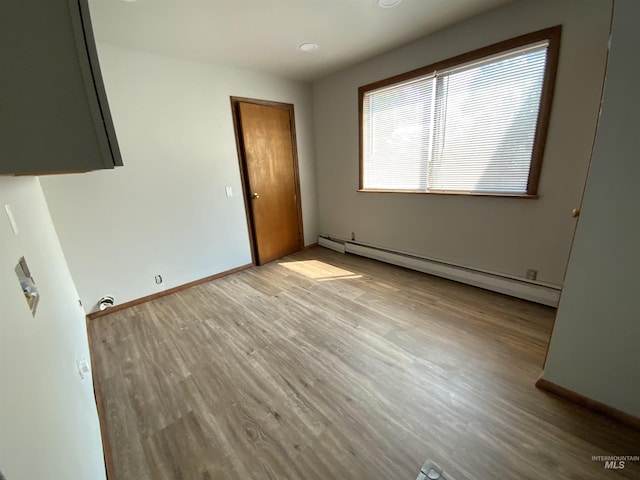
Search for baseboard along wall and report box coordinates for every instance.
[536,377,640,431]
[318,235,561,307]
[87,263,253,320]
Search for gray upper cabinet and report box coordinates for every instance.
[1,0,122,175]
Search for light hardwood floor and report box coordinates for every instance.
[89,247,640,480]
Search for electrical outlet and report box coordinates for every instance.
[526,269,538,281]
[155,275,163,285]
[76,358,90,381]
[351,232,355,241]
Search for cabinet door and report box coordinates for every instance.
[0,0,122,174]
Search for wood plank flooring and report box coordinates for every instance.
[89,247,640,480]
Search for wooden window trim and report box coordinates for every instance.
[358,25,562,197]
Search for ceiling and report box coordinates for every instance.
[88,0,514,82]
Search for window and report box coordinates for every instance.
[359,26,561,196]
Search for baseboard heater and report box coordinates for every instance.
[318,235,347,253]
[318,235,561,307]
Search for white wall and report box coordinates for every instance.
[542,0,640,417]
[313,0,611,286]
[0,177,106,480]
[41,44,318,313]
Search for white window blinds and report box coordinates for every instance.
[362,42,550,194]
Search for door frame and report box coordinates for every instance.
[230,96,305,265]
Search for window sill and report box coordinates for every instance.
[357,189,539,199]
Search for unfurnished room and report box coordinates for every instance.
[1,0,639,479]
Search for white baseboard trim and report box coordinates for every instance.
[318,235,561,307]
[318,235,346,253]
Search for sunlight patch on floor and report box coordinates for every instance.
[278,260,362,281]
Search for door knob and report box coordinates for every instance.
[571,208,580,218]
[251,192,260,199]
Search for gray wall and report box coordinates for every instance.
[42,44,319,313]
[312,0,611,286]
[543,0,640,417]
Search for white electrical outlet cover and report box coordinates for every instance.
[225,186,233,197]
[76,358,90,380]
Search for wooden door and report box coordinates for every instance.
[232,98,304,265]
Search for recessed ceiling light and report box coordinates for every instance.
[378,0,402,7]
[299,43,319,52]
